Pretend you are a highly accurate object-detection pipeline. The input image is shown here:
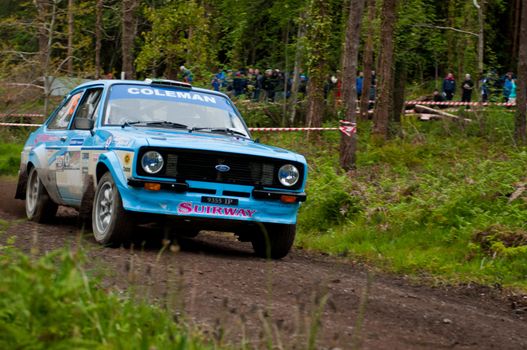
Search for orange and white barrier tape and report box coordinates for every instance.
[0,113,45,118]
[249,127,338,131]
[0,122,357,136]
[0,122,42,127]
[404,100,516,107]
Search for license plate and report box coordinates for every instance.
[201,196,239,206]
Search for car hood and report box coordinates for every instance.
[103,127,305,163]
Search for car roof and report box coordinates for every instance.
[73,79,230,99]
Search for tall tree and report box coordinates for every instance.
[305,0,332,130]
[372,0,397,139]
[66,0,74,76]
[34,0,58,113]
[121,0,138,79]
[95,0,103,79]
[359,0,376,119]
[474,0,485,80]
[289,14,306,125]
[515,0,527,143]
[339,0,366,170]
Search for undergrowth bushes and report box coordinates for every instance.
[0,234,212,349]
[256,112,527,289]
[0,143,23,176]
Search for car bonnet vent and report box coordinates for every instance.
[144,78,192,89]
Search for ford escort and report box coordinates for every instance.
[15,79,307,258]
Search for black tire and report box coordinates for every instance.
[251,223,296,259]
[25,167,58,223]
[92,172,133,246]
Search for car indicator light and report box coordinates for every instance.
[144,182,161,191]
[280,195,297,203]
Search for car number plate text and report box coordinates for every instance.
[201,196,238,206]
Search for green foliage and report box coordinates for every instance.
[136,1,212,78]
[258,112,527,289]
[0,143,22,176]
[0,241,213,349]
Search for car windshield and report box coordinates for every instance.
[104,84,249,138]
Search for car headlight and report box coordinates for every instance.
[141,151,164,174]
[278,164,300,187]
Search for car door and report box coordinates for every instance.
[43,91,84,205]
[55,87,104,206]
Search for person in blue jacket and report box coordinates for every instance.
[442,72,456,101]
[356,71,364,100]
[503,72,513,102]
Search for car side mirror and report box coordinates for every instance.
[74,117,95,131]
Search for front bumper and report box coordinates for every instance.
[119,178,305,225]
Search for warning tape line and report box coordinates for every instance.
[0,123,346,132]
[0,122,42,127]
[0,113,45,118]
[249,127,339,131]
[405,101,516,107]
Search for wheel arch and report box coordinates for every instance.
[14,161,34,200]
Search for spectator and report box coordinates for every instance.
[232,71,248,97]
[433,89,445,102]
[211,75,221,91]
[442,72,456,101]
[356,71,364,100]
[461,74,474,103]
[299,73,308,95]
[368,83,376,110]
[480,75,490,102]
[180,65,193,83]
[324,74,338,100]
[262,69,277,102]
[253,68,263,101]
[503,72,513,102]
[508,79,517,104]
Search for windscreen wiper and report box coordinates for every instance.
[190,127,248,138]
[144,121,189,129]
[121,120,141,128]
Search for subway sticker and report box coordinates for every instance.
[177,202,256,218]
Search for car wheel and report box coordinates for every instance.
[25,167,58,223]
[251,223,296,259]
[92,172,133,246]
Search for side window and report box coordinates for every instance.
[74,88,103,124]
[47,92,83,129]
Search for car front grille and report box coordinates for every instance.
[136,148,303,190]
[167,153,275,186]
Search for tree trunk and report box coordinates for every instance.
[95,0,103,79]
[511,0,521,68]
[306,76,325,128]
[475,0,485,82]
[282,21,290,126]
[121,0,138,79]
[67,0,74,76]
[515,0,527,144]
[35,0,49,75]
[359,0,376,120]
[391,61,406,137]
[289,19,306,125]
[305,0,331,133]
[372,0,397,139]
[35,0,57,114]
[339,0,366,170]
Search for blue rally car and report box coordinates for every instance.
[15,79,307,258]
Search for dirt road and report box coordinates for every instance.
[0,180,525,349]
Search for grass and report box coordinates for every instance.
[0,223,216,349]
[0,143,23,176]
[255,109,527,290]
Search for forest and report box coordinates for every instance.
[0,0,522,81]
[0,0,527,348]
